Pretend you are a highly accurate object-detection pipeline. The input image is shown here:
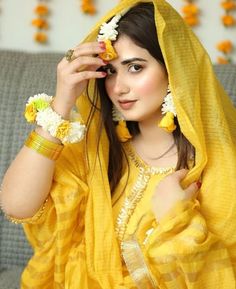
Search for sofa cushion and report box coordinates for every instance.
[214,64,236,106]
[0,267,23,289]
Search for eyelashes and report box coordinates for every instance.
[101,63,143,76]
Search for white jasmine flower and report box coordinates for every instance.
[161,92,177,116]
[27,93,53,105]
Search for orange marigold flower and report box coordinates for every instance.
[34,32,48,43]
[217,56,230,64]
[221,1,236,11]
[182,4,199,16]
[34,4,49,16]
[217,40,233,53]
[81,0,96,15]
[184,15,199,26]
[221,15,235,26]
[32,18,49,30]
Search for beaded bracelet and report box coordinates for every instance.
[25,130,64,161]
[24,93,86,144]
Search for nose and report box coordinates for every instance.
[112,73,130,96]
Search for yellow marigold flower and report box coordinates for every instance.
[217,56,230,64]
[182,4,199,16]
[24,104,37,123]
[56,121,71,139]
[221,1,236,11]
[184,15,199,27]
[34,4,49,16]
[158,112,176,133]
[34,32,48,44]
[221,15,235,26]
[99,39,118,61]
[32,18,49,30]
[217,40,233,53]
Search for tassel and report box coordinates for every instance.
[158,112,176,133]
[116,120,132,142]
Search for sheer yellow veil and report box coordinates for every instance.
[76,0,236,286]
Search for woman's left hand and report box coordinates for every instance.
[151,169,201,222]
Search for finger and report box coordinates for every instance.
[66,56,106,74]
[70,70,107,83]
[72,42,106,59]
[172,169,189,181]
[185,182,200,199]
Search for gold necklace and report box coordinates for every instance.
[135,141,176,161]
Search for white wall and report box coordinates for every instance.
[0,0,235,63]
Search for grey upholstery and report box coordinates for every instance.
[0,49,235,288]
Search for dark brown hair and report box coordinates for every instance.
[88,2,195,193]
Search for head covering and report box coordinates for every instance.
[78,0,236,287]
[23,1,236,288]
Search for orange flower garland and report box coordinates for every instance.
[32,0,50,44]
[81,0,96,15]
[181,0,200,27]
[221,0,236,26]
[217,40,234,63]
[217,1,235,64]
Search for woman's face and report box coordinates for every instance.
[104,35,168,123]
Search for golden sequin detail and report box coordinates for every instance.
[115,143,174,242]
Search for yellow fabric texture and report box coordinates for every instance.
[21,0,236,288]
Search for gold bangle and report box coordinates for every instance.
[25,131,64,161]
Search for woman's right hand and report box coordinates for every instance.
[52,41,107,119]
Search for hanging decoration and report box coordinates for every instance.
[81,0,96,15]
[181,0,200,27]
[221,0,236,26]
[216,0,236,64]
[217,40,234,64]
[31,0,50,44]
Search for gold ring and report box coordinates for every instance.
[65,49,74,62]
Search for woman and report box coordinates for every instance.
[1,0,236,288]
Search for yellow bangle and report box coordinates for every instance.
[25,131,64,161]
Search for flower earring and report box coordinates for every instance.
[158,85,177,133]
[112,105,132,142]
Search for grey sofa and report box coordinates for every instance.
[0,49,236,289]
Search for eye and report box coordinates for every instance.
[103,65,116,76]
[128,64,142,73]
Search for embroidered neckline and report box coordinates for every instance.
[124,141,175,174]
[115,142,175,242]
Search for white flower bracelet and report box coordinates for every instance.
[24,93,86,144]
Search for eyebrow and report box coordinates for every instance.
[121,57,147,65]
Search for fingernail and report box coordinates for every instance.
[99,41,106,49]
[101,71,107,77]
[196,181,202,189]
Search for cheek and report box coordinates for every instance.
[133,73,167,96]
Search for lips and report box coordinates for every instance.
[118,100,137,110]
